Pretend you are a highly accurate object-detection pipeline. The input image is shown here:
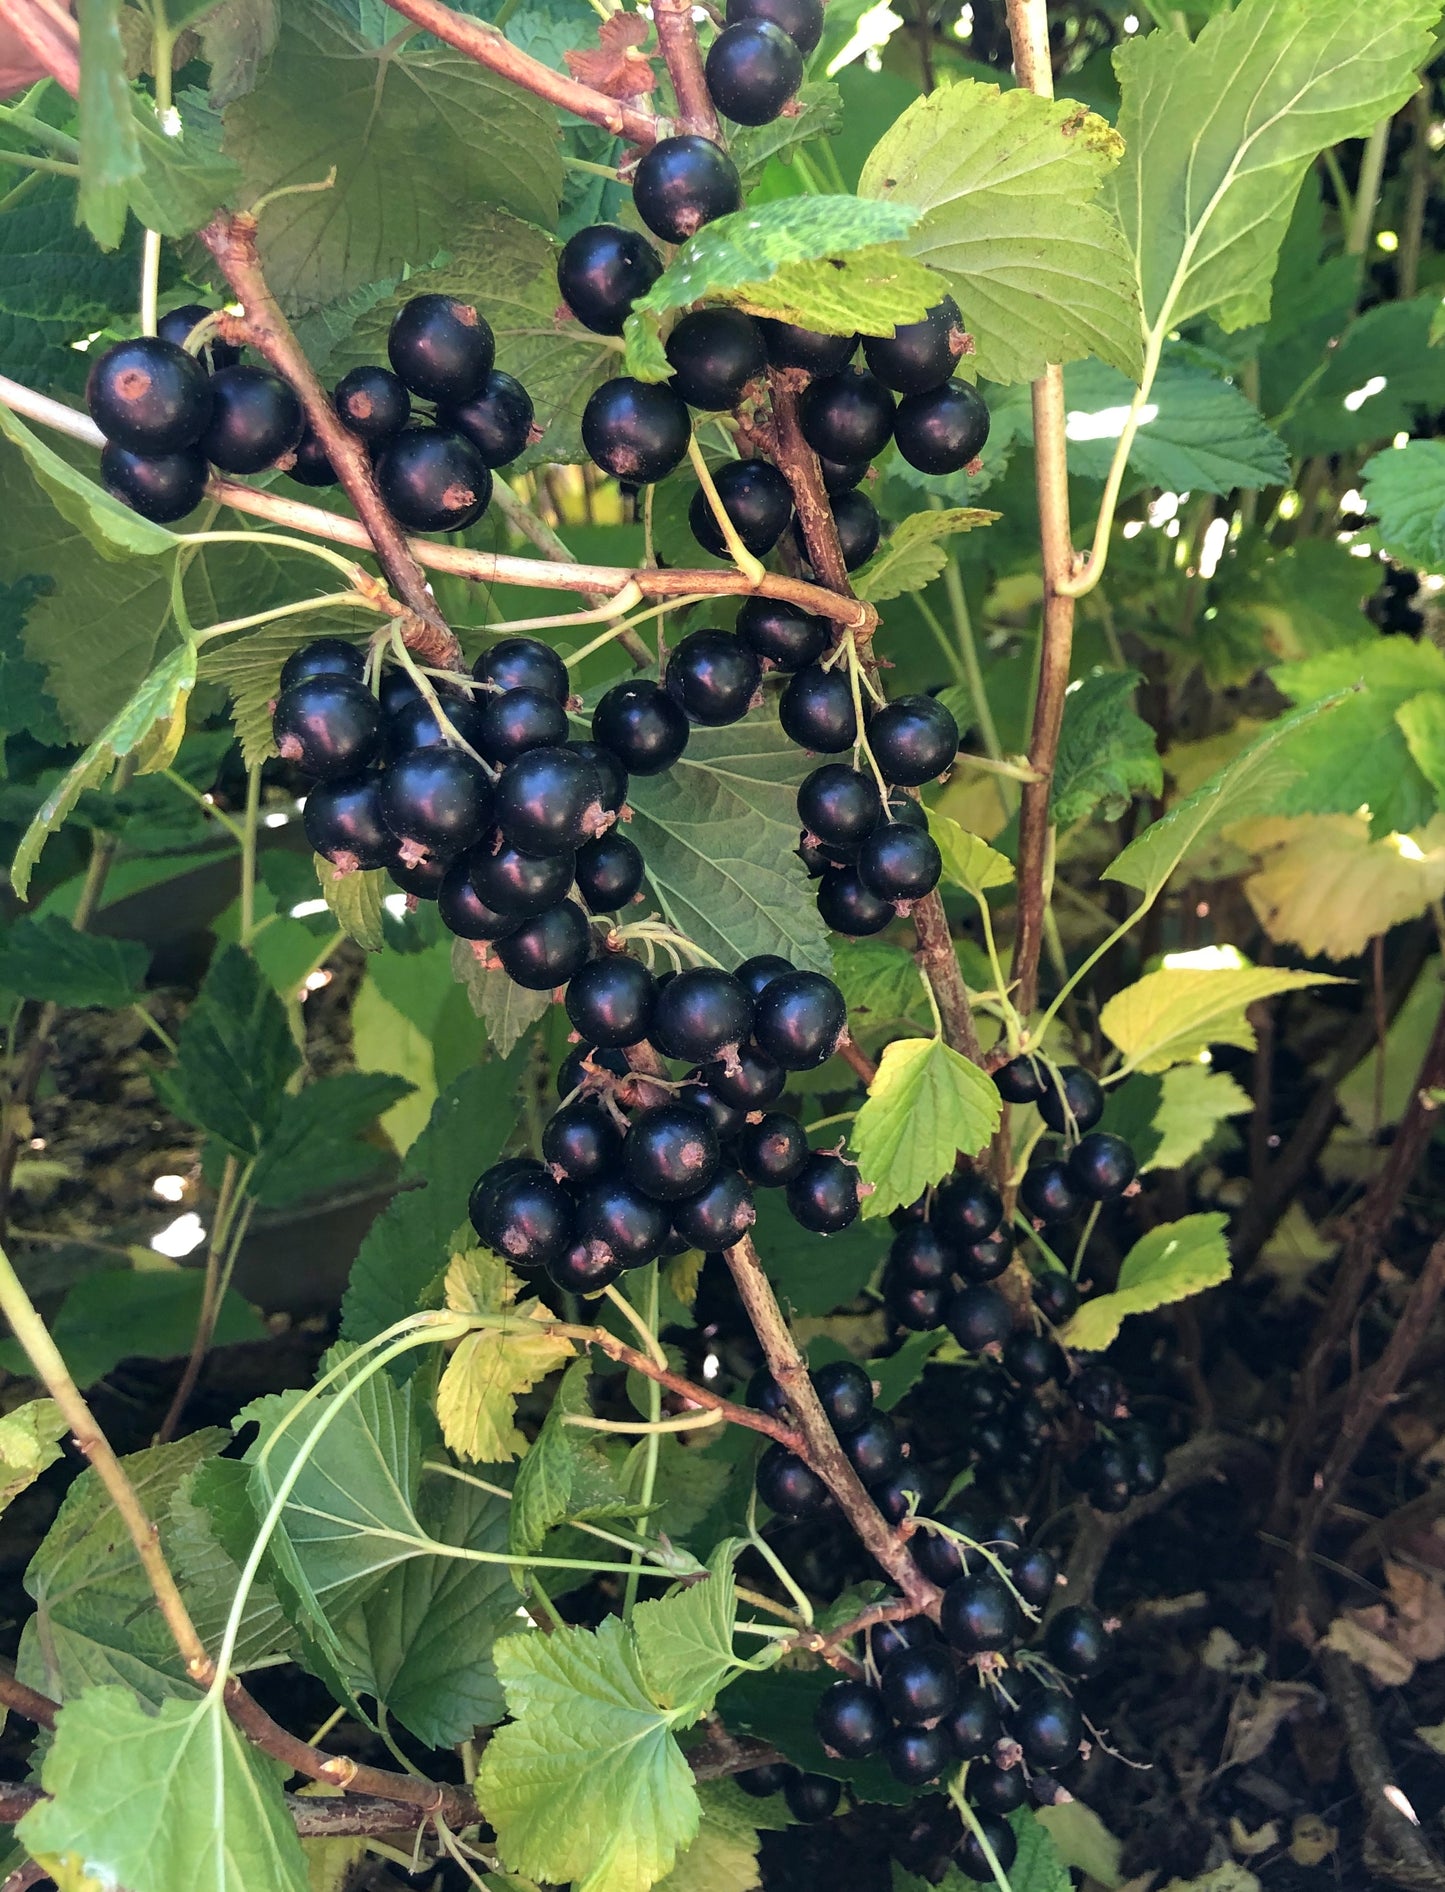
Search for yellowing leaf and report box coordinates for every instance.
[853,1035,1000,1218]
[654,1780,783,1892]
[0,1398,66,1516]
[1100,965,1341,1075]
[926,808,1014,899]
[1146,1064,1251,1171]
[437,1252,574,1464]
[1061,1213,1231,1352]
[1239,813,1445,959]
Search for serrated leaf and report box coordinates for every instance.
[854,1036,1000,1218]
[859,81,1140,384]
[437,1252,574,1464]
[510,1356,637,1557]
[926,809,1013,899]
[653,1780,776,1892]
[151,943,298,1155]
[1099,965,1339,1075]
[0,916,149,1009]
[248,1071,412,1208]
[1051,670,1162,829]
[851,508,998,603]
[315,854,386,952]
[1362,439,1445,572]
[1147,1064,1251,1171]
[0,400,176,560]
[1033,1799,1122,1888]
[1064,357,1290,495]
[128,88,239,237]
[451,935,553,1053]
[76,0,143,249]
[1061,1213,1232,1352]
[634,1547,745,1724]
[1004,1808,1073,1892]
[831,938,930,1025]
[1282,296,1445,456]
[729,82,843,184]
[1240,812,1445,959]
[0,1399,65,1516]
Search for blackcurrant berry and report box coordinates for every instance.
[885,1724,950,1786]
[734,1763,791,1798]
[100,443,208,522]
[543,1099,623,1185]
[812,1359,873,1434]
[481,1167,574,1267]
[549,1241,625,1295]
[477,686,570,765]
[940,1571,1019,1653]
[862,297,962,395]
[470,835,574,916]
[1068,1129,1137,1200]
[557,225,664,335]
[819,454,870,494]
[624,1102,720,1202]
[783,1772,841,1824]
[758,320,857,377]
[881,1646,958,1725]
[633,134,743,243]
[582,376,691,484]
[1003,1331,1055,1388]
[1044,1604,1109,1678]
[1116,1418,1165,1496]
[155,303,239,372]
[200,365,304,473]
[785,1152,859,1233]
[705,18,802,124]
[1032,1269,1079,1326]
[289,426,337,486]
[875,1463,928,1524]
[689,458,793,556]
[444,371,535,468]
[889,1224,954,1289]
[700,1042,784,1110]
[683,1075,747,1140]
[592,680,690,775]
[376,427,491,531]
[303,775,394,870]
[469,1156,544,1242]
[651,967,753,1063]
[857,821,941,905]
[993,1053,1047,1104]
[275,675,382,779]
[1011,1687,1082,1771]
[725,0,823,52]
[736,953,794,1000]
[495,746,609,855]
[934,1172,1003,1244]
[752,970,847,1070]
[389,851,447,899]
[665,307,765,410]
[1038,1064,1105,1134]
[816,863,893,936]
[438,856,523,941]
[87,337,212,452]
[1018,1160,1083,1225]
[798,366,895,465]
[665,628,761,725]
[1009,1544,1058,1610]
[388,294,494,404]
[956,1812,1016,1884]
[749,1367,789,1416]
[778,665,856,752]
[496,900,592,989]
[735,1111,810,1186]
[334,364,411,443]
[867,695,959,787]
[380,748,492,854]
[828,488,881,570]
[384,690,489,761]
[966,1760,1025,1817]
[943,1682,1001,1760]
[911,1512,970,1586]
[565,951,656,1046]
[870,1616,935,1667]
[673,1167,755,1248]
[474,636,569,703]
[946,1285,1013,1356]
[735,595,829,671]
[888,1283,946,1331]
[756,1442,829,1516]
[815,1679,887,1759]
[958,1229,1012,1283]
[894,380,990,475]
[575,832,645,912]
[556,1044,629,1097]
[282,638,365,693]
[574,1176,670,1268]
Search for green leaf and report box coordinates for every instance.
[479,1616,701,1892]
[1050,670,1162,829]
[436,1252,574,1464]
[0,399,178,559]
[248,1071,411,1208]
[1004,1809,1073,1892]
[76,0,143,249]
[1064,356,1291,495]
[128,88,239,237]
[0,1399,65,1517]
[197,0,280,109]
[1397,690,1445,808]
[20,1687,308,1892]
[729,82,844,184]
[0,915,149,1008]
[626,712,832,974]
[1110,0,1437,337]
[1362,439,1445,572]
[926,809,1014,899]
[1061,1212,1232,1352]
[151,943,299,1156]
[859,81,1141,384]
[654,1780,781,1892]
[851,508,999,604]
[1099,965,1337,1074]
[831,938,931,1027]
[510,1356,638,1557]
[634,1547,744,1724]
[1147,1063,1251,1170]
[722,1665,916,1805]
[0,1269,265,1392]
[853,1036,1000,1218]
[868,1330,945,1409]
[1282,296,1445,456]
[452,935,553,1055]
[750,1189,890,1318]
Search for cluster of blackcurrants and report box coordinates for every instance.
[88,291,534,528]
[1367,563,1426,637]
[997,1056,1139,1224]
[469,956,867,1293]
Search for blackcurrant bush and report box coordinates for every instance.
[565,952,656,1046]
[474,636,569,703]
[885,1724,950,1786]
[549,1241,625,1295]
[444,371,535,468]
[993,1053,1046,1104]
[481,1166,573,1267]
[557,1045,629,1097]
[633,134,743,243]
[557,225,663,335]
[496,900,593,989]
[778,665,856,752]
[862,297,962,395]
[673,1168,755,1248]
[1011,1687,1082,1770]
[1070,1360,1128,1422]
[889,1283,947,1331]
[438,857,524,941]
[1003,1331,1055,1388]
[380,748,492,854]
[100,443,208,522]
[1018,1160,1083,1225]
[543,1099,623,1185]
[303,775,393,870]
[756,1442,830,1516]
[857,821,941,905]
[736,953,794,999]
[282,638,365,693]
[786,1152,859,1233]
[388,294,494,403]
[812,1359,873,1434]
[651,967,753,1063]
[934,1172,1003,1244]
[966,1760,1025,1817]
[683,1075,747,1140]
[943,1682,1001,1760]
[87,337,212,452]
[816,864,893,936]
[704,18,802,124]
[624,1101,721,1202]
[783,1772,841,1824]
[1032,1269,1079,1326]
[155,303,239,372]
[289,426,337,486]
[875,1463,928,1525]
[827,488,881,570]
[1038,1064,1105,1134]
[894,380,990,475]
[735,1111,810,1186]
[1009,1544,1058,1610]
[701,1042,784,1110]
[664,307,765,410]
[592,680,690,775]
[495,746,610,855]
[735,595,829,671]
[752,970,847,1070]
[575,832,645,912]
[881,1646,957,1727]
[376,427,491,531]
[1044,1604,1109,1678]
[200,365,304,473]
[798,366,896,462]
[582,376,691,484]
[1068,1129,1138,1200]
[665,627,760,725]
[334,364,411,443]
[689,458,793,556]
[956,1812,1016,1884]
[940,1571,1020,1652]
[725,0,823,52]
[275,675,382,779]
[958,1229,1012,1283]
[734,1763,791,1798]
[815,1679,888,1760]
[574,1177,670,1268]
[867,694,959,787]
[890,1224,954,1289]
[469,836,574,916]
[758,319,857,376]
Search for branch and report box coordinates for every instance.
[0,1670,56,1731]
[574,1320,803,1448]
[768,372,854,597]
[1322,1646,1445,1891]
[651,0,720,140]
[912,892,983,1065]
[0,0,79,96]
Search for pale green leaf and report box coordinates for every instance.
[1362,439,1445,573]
[1099,965,1340,1074]
[316,855,386,953]
[76,0,143,249]
[451,935,553,1054]
[0,1399,65,1517]
[634,1547,744,1724]
[1397,690,1445,807]
[0,400,177,559]
[1146,1064,1251,1171]
[1051,670,1162,829]
[1034,1799,1123,1889]
[1061,1213,1232,1352]
[1004,1808,1073,1892]
[437,1251,574,1464]
[859,81,1141,384]
[926,808,1014,899]
[509,1356,638,1558]
[854,1036,1000,1218]
[851,507,998,603]
[729,82,843,184]
[653,1780,771,1892]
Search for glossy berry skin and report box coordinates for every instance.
[726,0,823,52]
[495,746,608,855]
[702,1042,784,1110]
[542,1100,622,1185]
[289,427,337,485]
[705,19,802,124]
[868,695,959,787]
[816,1680,888,1760]
[665,307,764,409]
[871,1617,935,1667]
[1044,1604,1109,1678]
[786,1152,859,1233]
[574,1177,669,1268]
[474,636,569,704]
[652,967,753,1063]
[759,319,857,375]
[1069,1129,1137,1200]
[275,676,381,779]
[481,1167,573,1267]
[736,1111,809,1186]
[798,366,896,462]
[673,1168,755,1248]
[779,665,857,752]
[967,1761,1026,1817]
[624,1102,720,1202]
[557,224,663,336]
[100,443,207,522]
[469,1157,543,1240]
[935,1173,1003,1244]
[582,377,691,484]
[87,337,212,452]
[956,1813,1017,1885]
[1010,1545,1058,1611]
[470,837,574,916]
[829,488,881,570]
[735,595,829,672]
[444,371,534,468]
[857,822,941,905]
[381,748,491,855]
[376,427,491,531]
[783,1773,841,1825]
[890,1224,954,1289]
[894,380,991,475]
[941,1571,1020,1653]
[885,1725,950,1787]
[200,365,304,473]
[1012,1687,1083,1770]
[549,1241,624,1295]
[575,832,645,912]
[282,638,365,693]
[816,863,892,937]
[689,458,793,556]
[881,1646,957,1727]
[665,628,760,725]
[756,1443,829,1516]
[476,687,568,766]
[683,1077,747,1141]
[911,1512,970,1586]
[569,741,628,815]
[1003,1331,1055,1388]
[748,1367,788,1417]
[958,1228,1011,1283]
[993,1053,1047,1104]
[496,900,593,989]
[1019,1160,1083,1225]
[592,680,690,775]
[384,691,488,761]
[889,1283,946,1332]
[334,364,411,443]
[753,970,847,1070]
[875,1463,928,1525]
[387,294,494,404]
[1038,1064,1105,1133]
[389,851,447,899]
[735,1763,791,1799]
[819,453,869,494]
[565,953,656,1046]
[812,1359,873,1434]
[1071,1360,1128,1423]
[304,775,394,871]
[736,953,794,1000]
[1033,1269,1080,1326]
[633,134,742,243]
[947,1285,1013,1355]
[863,297,962,394]
[944,1683,1002,1760]
[156,303,239,372]
[1117,1419,1166,1496]
[438,858,523,941]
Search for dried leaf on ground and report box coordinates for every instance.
[1323,1561,1445,1686]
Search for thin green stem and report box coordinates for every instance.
[161,768,246,844]
[914,593,968,688]
[239,764,261,949]
[1347,115,1392,257]
[949,1778,1014,1892]
[0,151,79,178]
[175,530,372,586]
[919,963,945,1039]
[561,156,622,183]
[131,1002,178,1055]
[193,589,376,647]
[567,1408,723,1435]
[604,1278,668,1368]
[625,1262,664,1619]
[747,1508,814,1626]
[1071,1201,1100,1280]
[0,103,80,159]
[688,435,766,586]
[938,536,1001,763]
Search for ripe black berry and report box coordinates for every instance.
[683,1075,747,1141]
[783,1773,841,1825]
[759,319,856,375]
[756,1443,829,1515]
[945,1287,1012,1359]
[1044,1604,1109,1678]
[480,1166,573,1266]
[385,690,488,761]
[827,488,881,570]
[100,443,207,522]
[890,1224,953,1288]
[673,1168,755,1247]
[705,19,802,124]
[966,1760,1025,1817]
[557,225,663,335]
[155,303,239,371]
[875,1463,927,1524]
[469,1156,543,1240]
[543,1099,622,1185]
[993,1053,1046,1104]
[868,695,959,787]
[1011,1687,1082,1770]
[334,364,411,443]
[798,366,896,462]
[495,746,609,855]
[735,595,829,671]
[943,1682,1001,1760]
[569,740,628,813]
[1003,1331,1055,1388]
[1010,1544,1058,1610]
[881,1646,957,1726]
[87,337,212,452]
[940,1571,1020,1652]
[582,377,691,484]
[815,1679,887,1760]
[862,297,962,395]
[633,134,743,243]
[736,954,793,1000]
[200,365,303,473]
[470,836,574,915]
[438,857,523,941]
[388,294,494,404]
[812,1359,873,1434]
[689,458,793,556]
[894,379,990,475]
[1038,1064,1105,1134]
[275,675,382,779]
[779,665,856,752]
[592,680,690,775]
[1018,1160,1083,1225]
[958,1229,1011,1283]
[282,638,365,693]
[1071,1360,1128,1422]
[725,0,823,53]
[934,1173,1003,1244]
[701,1042,784,1110]
[785,1152,859,1233]
[956,1812,1016,1885]
[575,832,645,912]
[1116,1419,1165,1496]
[665,309,766,414]
[753,970,847,1070]
[574,1177,669,1267]
[474,636,569,703]
[303,775,393,870]
[816,864,893,936]
[888,1283,946,1331]
[444,371,535,468]
[376,427,491,531]
[665,628,760,724]
[380,748,492,854]
[885,1724,949,1786]
[549,1241,625,1295]
[735,1763,791,1798]
[565,952,656,1045]
[1068,1129,1137,1200]
[857,821,941,905]
[749,1367,789,1417]
[1032,1269,1079,1325]
[289,426,337,485]
[476,687,569,766]
[736,1111,809,1186]
[652,967,753,1063]
[820,453,869,494]
[390,851,447,899]
[557,1045,629,1097]
[496,900,593,989]
[624,1102,720,1202]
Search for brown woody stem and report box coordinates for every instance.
[912,892,983,1065]
[651,0,721,140]
[768,372,853,595]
